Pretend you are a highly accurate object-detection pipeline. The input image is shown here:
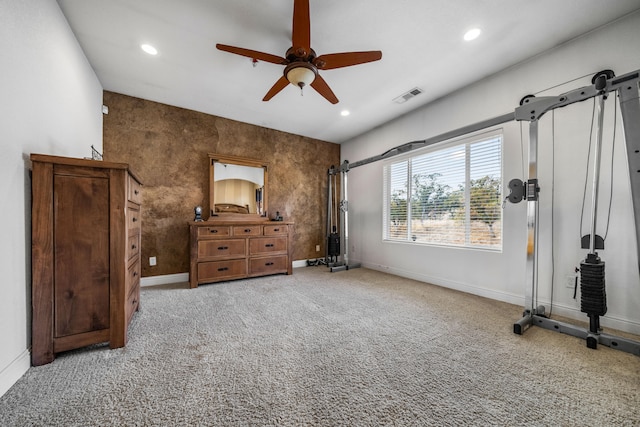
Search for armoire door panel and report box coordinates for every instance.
[53,174,110,337]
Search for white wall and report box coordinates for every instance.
[342,11,640,335]
[0,0,102,397]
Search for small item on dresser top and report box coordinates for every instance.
[194,206,203,222]
[273,211,283,221]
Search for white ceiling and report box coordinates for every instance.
[57,0,640,143]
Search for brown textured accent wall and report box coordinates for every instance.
[102,91,340,277]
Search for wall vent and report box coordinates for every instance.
[393,87,424,104]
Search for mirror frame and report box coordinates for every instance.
[208,153,269,220]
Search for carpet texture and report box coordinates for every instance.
[1,267,639,426]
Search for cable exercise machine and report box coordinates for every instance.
[326,164,361,272]
[508,68,640,356]
[326,67,640,355]
[326,165,340,266]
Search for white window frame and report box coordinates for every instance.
[383,130,503,251]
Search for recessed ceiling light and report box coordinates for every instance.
[141,44,158,55]
[463,28,481,41]
[341,110,350,117]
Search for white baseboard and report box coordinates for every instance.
[140,264,313,287]
[292,259,309,268]
[140,273,189,287]
[361,262,640,336]
[0,349,30,398]
[362,262,525,306]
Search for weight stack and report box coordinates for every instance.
[328,233,340,257]
[580,254,607,317]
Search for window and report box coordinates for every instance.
[383,132,502,250]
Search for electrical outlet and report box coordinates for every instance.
[315,245,320,252]
[150,256,157,266]
[566,275,576,288]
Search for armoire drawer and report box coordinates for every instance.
[125,282,140,324]
[128,175,143,204]
[126,258,140,295]
[127,202,141,231]
[126,233,140,262]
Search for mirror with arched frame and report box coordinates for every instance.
[209,153,268,219]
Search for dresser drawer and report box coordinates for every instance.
[197,239,246,259]
[249,237,287,255]
[128,175,142,204]
[263,224,288,235]
[127,233,140,262]
[127,202,141,231]
[197,225,230,238]
[198,259,247,282]
[249,255,288,276]
[233,225,262,236]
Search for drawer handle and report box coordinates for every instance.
[133,271,138,277]
[265,244,274,248]
[273,228,280,232]
[131,244,136,250]
[218,246,228,250]
[218,267,229,272]
[210,229,218,233]
[132,299,137,305]
[134,189,139,195]
[265,262,274,266]
[132,217,138,222]
[244,228,252,233]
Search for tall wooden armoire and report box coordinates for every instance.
[30,154,142,366]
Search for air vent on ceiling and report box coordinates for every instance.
[393,87,424,104]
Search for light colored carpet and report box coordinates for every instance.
[1,267,639,426]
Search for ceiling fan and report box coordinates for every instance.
[216,0,382,104]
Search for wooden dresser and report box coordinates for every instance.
[31,154,142,366]
[189,220,294,288]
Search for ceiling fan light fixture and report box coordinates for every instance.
[285,63,317,89]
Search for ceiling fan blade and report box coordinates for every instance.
[314,51,382,70]
[216,44,287,65]
[291,0,311,56]
[263,76,291,101]
[310,74,339,104]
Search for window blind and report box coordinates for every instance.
[384,133,502,250]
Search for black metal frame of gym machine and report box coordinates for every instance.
[328,68,640,356]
